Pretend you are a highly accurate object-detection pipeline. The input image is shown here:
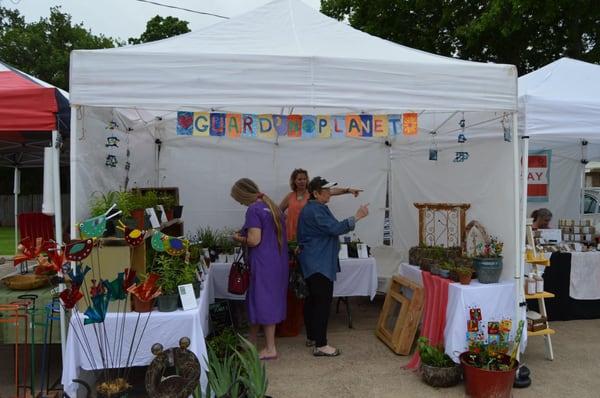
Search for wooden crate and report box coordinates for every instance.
[375,275,424,355]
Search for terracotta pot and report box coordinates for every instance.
[132,295,155,313]
[459,273,472,285]
[460,352,517,398]
[165,208,174,221]
[131,209,146,230]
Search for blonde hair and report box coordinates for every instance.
[231,178,284,250]
[289,168,309,192]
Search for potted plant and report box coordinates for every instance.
[217,228,237,263]
[197,226,219,262]
[473,236,503,284]
[456,266,474,285]
[155,254,183,312]
[417,337,461,388]
[438,261,453,278]
[158,193,178,220]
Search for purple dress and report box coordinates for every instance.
[243,201,288,325]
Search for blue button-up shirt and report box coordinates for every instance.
[297,200,356,282]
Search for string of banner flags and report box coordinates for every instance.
[176,111,419,138]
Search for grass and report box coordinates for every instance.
[0,227,15,255]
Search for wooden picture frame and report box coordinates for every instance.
[375,275,424,355]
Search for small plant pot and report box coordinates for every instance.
[420,362,462,388]
[173,205,184,219]
[193,281,201,298]
[132,296,155,313]
[157,294,179,312]
[131,209,146,230]
[458,273,472,285]
[474,257,503,284]
[460,352,517,398]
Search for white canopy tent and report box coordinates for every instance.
[519,58,600,223]
[68,0,522,384]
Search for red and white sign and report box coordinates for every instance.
[527,150,551,202]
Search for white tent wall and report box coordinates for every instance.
[391,134,518,282]
[71,106,157,224]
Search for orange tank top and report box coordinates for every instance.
[286,192,309,241]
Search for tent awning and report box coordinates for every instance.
[70,0,517,113]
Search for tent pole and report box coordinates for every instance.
[52,130,66,362]
[515,115,527,359]
[580,140,588,224]
[13,167,20,251]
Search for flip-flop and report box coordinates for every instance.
[260,354,278,361]
[313,348,340,357]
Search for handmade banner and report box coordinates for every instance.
[176,111,415,139]
[527,150,551,202]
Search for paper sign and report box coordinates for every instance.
[338,243,349,260]
[145,208,160,228]
[178,283,197,311]
[156,205,168,224]
[527,150,551,202]
[357,243,369,258]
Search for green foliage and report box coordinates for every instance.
[128,15,190,45]
[196,226,218,249]
[203,334,268,398]
[0,6,120,90]
[207,328,240,360]
[320,0,600,75]
[476,236,503,258]
[455,266,474,277]
[89,191,119,217]
[154,254,196,294]
[417,337,455,368]
[216,228,237,254]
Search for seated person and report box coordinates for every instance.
[531,208,552,229]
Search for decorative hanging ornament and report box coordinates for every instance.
[117,220,145,247]
[454,151,470,162]
[151,231,166,252]
[454,113,469,162]
[105,136,120,148]
[64,239,95,261]
[106,120,119,130]
[105,154,118,167]
[428,131,438,161]
[79,204,122,238]
[163,236,189,257]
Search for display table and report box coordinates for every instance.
[209,257,378,301]
[62,278,212,398]
[533,252,600,321]
[399,263,520,363]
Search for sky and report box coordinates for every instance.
[3,0,322,42]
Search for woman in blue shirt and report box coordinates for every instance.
[297,176,369,357]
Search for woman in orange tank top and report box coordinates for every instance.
[279,168,362,241]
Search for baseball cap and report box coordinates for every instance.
[308,176,338,193]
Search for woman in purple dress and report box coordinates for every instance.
[231,178,288,360]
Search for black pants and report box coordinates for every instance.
[304,273,334,347]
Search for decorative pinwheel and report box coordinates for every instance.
[106,272,127,301]
[59,285,84,310]
[84,280,110,325]
[127,273,162,302]
[13,237,44,266]
[67,264,92,286]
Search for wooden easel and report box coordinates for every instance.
[375,275,424,355]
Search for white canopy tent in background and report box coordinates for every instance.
[68,0,522,387]
[519,58,600,223]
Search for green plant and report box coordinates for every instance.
[158,193,177,209]
[196,226,218,250]
[154,254,196,295]
[236,336,268,398]
[216,228,236,254]
[417,337,455,368]
[439,261,454,271]
[206,342,242,398]
[207,328,240,359]
[455,266,474,277]
[89,191,119,217]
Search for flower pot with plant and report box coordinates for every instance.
[217,228,237,263]
[456,266,474,285]
[473,236,503,283]
[197,226,219,262]
[438,261,454,278]
[417,337,461,388]
[155,254,184,312]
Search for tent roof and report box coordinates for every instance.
[518,57,600,140]
[70,0,517,113]
[0,61,70,168]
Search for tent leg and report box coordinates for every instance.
[51,131,67,363]
[515,117,528,360]
[14,167,20,251]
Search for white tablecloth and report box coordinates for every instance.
[398,263,522,362]
[210,257,378,301]
[569,252,600,299]
[62,279,212,398]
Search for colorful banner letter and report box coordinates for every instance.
[316,116,331,139]
[402,113,418,136]
[193,112,210,137]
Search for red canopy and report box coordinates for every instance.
[0,62,60,131]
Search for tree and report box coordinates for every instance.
[0,6,120,90]
[320,0,600,74]
[128,15,190,45]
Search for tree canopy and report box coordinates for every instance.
[0,6,120,90]
[321,0,600,74]
[128,15,190,45]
